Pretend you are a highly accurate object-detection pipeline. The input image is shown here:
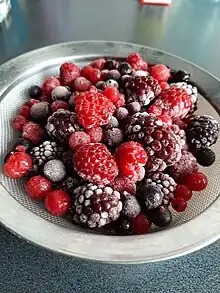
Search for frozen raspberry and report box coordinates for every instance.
[122,192,141,218]
[81,66,101,84]
[69,131,91,151]
[43,159,66,183]
[90,58,106,70]
[185,172,208,191]
[132,213,151,234]
[104,59,119,70]
[60,62,80,86]
[51,86,71,101]
[106,70,121,81]
[104,128,124,148]
[168,150,198,183]
[45,190,71,216]
[30,102,51,121]
[149,86,192,119]
[115,107,129,121]
[174,184,192,201]
[23,122,44,144]
[149,64,171,82]
[41,76,60,96]
[100,69,109,81]
[25,175,51,200]
[27,99,40,106]
[160,82,170,91]
[51,100,69,113]
[159,115,172,127]
[127,53,148,71]
[73,77,91,92]
[19,103,31,119]
[171,197,187,212]
[74,92,115,129]
[109,176,136,195]
[73,143,118,185]
[115,141,148,178]
[115,95,125,108]
[12,115,28,131]
[85,127,103,143]
[4,152,32,179]
[40,93,53,103]
[103,87,120,103]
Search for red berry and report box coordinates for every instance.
[12,115,28,131]
[159,114,172,127]
[28,99,40,106]
[90,58,106,70]
[110,176,136,195]
[60,62,80,86]
[100,69,109,81]
[41,76,60,96]
[115,95,125,108]
[51,100,69,113]
[160,82,170,91]
[85,127,103,142]
[88,85,98,93]
[103,87,120,103]
[73,143,118,185]
[127,53,148,71]
[73,77,91,92]
[115,141,148,178]
[149,64,171,82]
[69,131,91,151]
[74,92,115,129]
[40,93,53,103]
[185,172,208,191]
[23,121,44,144]
[171,197,187,212]
[132,213,151,234]
[81,66,101,84]
[174,184,192,201]
[19,103,31,119]
[4,152,32,179]
[45,190,71,216]
[25,175,51,200]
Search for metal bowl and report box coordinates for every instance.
[0,41,220,263]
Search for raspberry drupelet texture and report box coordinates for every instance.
[71,183,122,228]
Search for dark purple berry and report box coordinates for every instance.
[136,185,163,210]
[30,102,51,121]
[195,148,216,167]
[29,85,41,99]
[168,70,190,84]
[106,70,121,81]
[147,206,172,227]
[104,59,118,70]
[118,62,132,75]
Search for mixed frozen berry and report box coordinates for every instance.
[4,53,219,235]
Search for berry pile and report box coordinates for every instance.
[4,53,219,235]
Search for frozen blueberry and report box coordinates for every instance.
[195,148,216,167]
[127,102,141,114]
[115,107,129,120]
[147,206,172,227]
[118,62,132,75]
[51,86,71,101]
[104,59,118,70]
[168,70,191,83]
[114,215,132,235]
[29,85,41,99]
[106,70,121,81]
[104,128,123,148]
[96,81,105,90]
[43,159,66,182]
[136,185,163,210]
[104,116,119,129]
[30,102,51,121]
[118,75,132,89]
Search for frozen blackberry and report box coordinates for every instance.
[30,141,63,166]
[71,183,122,228]
[106,70,121,81]
[61,151,74,173]
[43,159,66,182]
[60,175,84,194]
[136,184,163,210]
[104,128,124,148]
[46,109,82,142]
[168,70,190,84]
[121,192,141,218]
[30,102,51,121]
[171,82,198,113]
[134,70,149,78]
[125,113,181,171]
[125,76,161,106]
[186,115,219,149]
[142,172,177,206]
[51,86,71,101]
[118,62,132,75]
[171,124,187,150]
[147,206,172,228]
[195,148,216,167]
[104,59,119,70]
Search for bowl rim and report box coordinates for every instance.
[0,40,220,264]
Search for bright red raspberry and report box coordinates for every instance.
[4,152,32,179]
[103,87,120,103]
[115,95,125,108]
[19,103,31,119]
[60,62,80,86]
[90,58,106,70]
[110,176,136,195]
[51,100,69,113]
[127,53,148,71]
[185,172,208,191]
[73,77,91,92]
[23,121,44,144]
[45,190,71,216]
[85,127,103,142]
[74,92,115,129]
[69,131,91,151]
[160,82,170,91]
[132,213,151,234]
[174,184,192,201]
[115,142,148,179]
[100,69,109,81]
[81,66,101,84]
[12,115,28,131]
[25,175,51,200]
[148,86,192,119]
[41,76,60,96]
[149,64,171,82]
[73,143,118,185]
[171,197,187,212]
[28,99,40,106]
[159,114,172,127]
